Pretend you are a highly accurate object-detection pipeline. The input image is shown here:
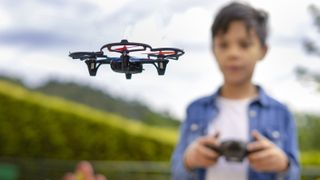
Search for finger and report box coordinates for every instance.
[249,154,274,170]
[198,135,220,146]
[250,158,274,172]
[248,148,272,162]
[250,162,267,172]
[201,157,218,167]
[62,173,74,180]
[212,131,220,139]
[198,144,220,160]
[96,174,107,180]
[251,130,266,141]
[247,140,272,152]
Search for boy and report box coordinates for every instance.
[171,2,299,180]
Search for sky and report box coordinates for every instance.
[0,0,320,119]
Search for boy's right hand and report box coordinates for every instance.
[183,133,220,170]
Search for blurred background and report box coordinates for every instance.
[0,0,320,179]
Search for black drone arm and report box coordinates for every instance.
[129,58,167,64]
[69,51,115,76]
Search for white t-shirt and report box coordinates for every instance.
[206,96,252,180]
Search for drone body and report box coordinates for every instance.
[69,39,184,79]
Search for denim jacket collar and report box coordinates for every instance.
[209,85,270,109]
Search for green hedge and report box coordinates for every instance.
[0,80,177,161]
[1,80,319,166]
[300,151,320,166]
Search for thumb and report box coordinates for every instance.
[251,130,265,141]
[211,131,220,139]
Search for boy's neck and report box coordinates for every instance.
[220,82,257,99]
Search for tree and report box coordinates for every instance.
[296,4,320,89]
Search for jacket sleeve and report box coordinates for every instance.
[277,108,300,180]
[171,105,198,180]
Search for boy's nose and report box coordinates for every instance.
[226,46,241,61]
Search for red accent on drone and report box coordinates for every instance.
[114,45,140,52]
[114,45,127,51]
[144,51,176,55]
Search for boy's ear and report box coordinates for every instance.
[259,45,268,60]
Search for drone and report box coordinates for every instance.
[69,39,184,79]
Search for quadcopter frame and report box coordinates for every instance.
[69,39,184,79]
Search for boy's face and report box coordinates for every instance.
[212,20,267,86]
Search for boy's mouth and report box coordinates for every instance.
[225,65,243,72]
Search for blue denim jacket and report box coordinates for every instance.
[171,86,300,180]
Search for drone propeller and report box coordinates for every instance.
[143,51,176,55]
[145,48,184,60]
[113,45,142,52]
[69,51,106,60]
[100,39,152,53]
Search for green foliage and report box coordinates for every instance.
[298,4,320,87]
[1,78,320,167]
[35,80,180,128]
[295,113,320,152]
[295,113,320,166]
[0,75,181,128]
[0,80,178,161]
[300,151,320,166]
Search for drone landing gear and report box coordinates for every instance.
[125,73,132,79]
[156,61,168,75]
[85,60,98,76]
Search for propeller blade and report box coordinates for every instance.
[143,51,176,55]
[113,45,139,51]
[114,46,127,51]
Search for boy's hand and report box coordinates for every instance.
[183,133,220,170]
[62,161,106,180]
[247,130,289,172]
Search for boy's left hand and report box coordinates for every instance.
[247,130,289,172]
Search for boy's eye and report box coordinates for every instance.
[218,42,228,49]
[239,41,252,49]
